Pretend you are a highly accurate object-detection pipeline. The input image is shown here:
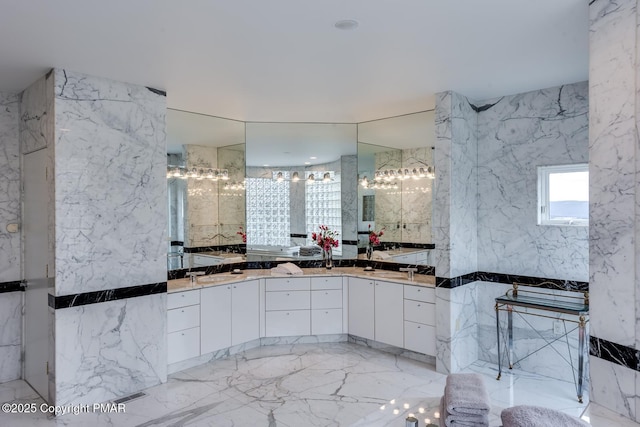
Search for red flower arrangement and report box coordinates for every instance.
[311,225,340,251]
[368,224,385,246]
[236,226,247,243]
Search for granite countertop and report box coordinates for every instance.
[168,266,435,293]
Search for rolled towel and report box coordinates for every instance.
[445,374,491,416]
[501,405,589,427]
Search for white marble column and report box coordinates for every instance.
[589,0,640,421]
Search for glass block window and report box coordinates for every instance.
[306,171,342,254]
[246,176,290,246]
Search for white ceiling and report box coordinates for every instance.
[0,0,588,123]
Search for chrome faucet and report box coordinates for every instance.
[399,267,417,281]
[187,271,205,285]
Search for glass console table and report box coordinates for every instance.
[495,283,589,403]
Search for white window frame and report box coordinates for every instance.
[537,163,588,226]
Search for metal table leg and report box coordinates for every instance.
[577,314,585,403]
[496,303,501,380]
[508,306,513,369]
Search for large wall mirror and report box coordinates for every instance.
[166,109,246,270]
[357,110,435,265]
[245,122,358,261]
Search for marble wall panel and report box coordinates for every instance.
[0,92,20,282]
[54,293,167,406]
[477,82,589,282]
[435,283,478,374]
[0,292,22,383]
[53,69,167,295]
[19,71,54,155]
[218,146,245,244]
[341,155,357,242]
[433,92,453,279]
[589,356,636,421]
[449,92,478,278]
[590,0,637,349]
[184,145,219,247]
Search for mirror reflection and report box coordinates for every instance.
[166,109,246,270]
[245,122,358,261]
[357,110,435,265]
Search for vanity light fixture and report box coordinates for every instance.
[307,173,315,183]
[166,166,230,181]
[323,172,331,182]
[276,171,284,182]
[292,171,300,182]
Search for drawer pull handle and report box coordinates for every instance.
[417,304,421,307]
[286,312,290,315]
[181,309,184,313]
[418,326,421,329]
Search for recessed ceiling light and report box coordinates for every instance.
[263,164,269,167]
[304,161,311,165]
[334,19,359,31]
[310,156,317,160]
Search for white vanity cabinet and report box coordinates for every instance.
[403,284,436,356]
[201,279,260,354]
[231,280,260,346]
[200,285,232,354]
[311,276,343,335]
[167,289,201,364]
[348,277,375,340]
[374,280,404,348]
[265,277,311,337]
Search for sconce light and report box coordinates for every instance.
[292,171,300,182]
[323,172,331,182]
[276,172,284,182]
[307,173,315,183]
[360,176,368,187]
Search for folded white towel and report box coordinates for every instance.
[372,250,392,260]
[445,374,491,416]
[443,389,488,427]
[270,262,304,275]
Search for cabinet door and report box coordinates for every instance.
[404,321,436,356]
[168,327,200,364]
[348,278,374,340]
[265,311,310,336]
[312,309,342,335]
[374,281,404,348]
[231,280,260,346]
[200,285,232,354]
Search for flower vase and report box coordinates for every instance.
[323,247,333,270]
[366,244,373,261]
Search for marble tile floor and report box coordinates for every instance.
[0,341,637,426]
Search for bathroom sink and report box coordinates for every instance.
[197,275,233,284]
[371,271,405,279]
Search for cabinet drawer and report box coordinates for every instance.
[167,304,200,333]
[167,326,200,364]
[311,276,342,290]
[311,289,342,309]
[404,321,436,356]
[266,291,310,310]
[265,277,311,291]
[168,289,200,309]
[311,309,343,335]
[265,310,311,336]
[403,300,435,326]
[403,285,435,303]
